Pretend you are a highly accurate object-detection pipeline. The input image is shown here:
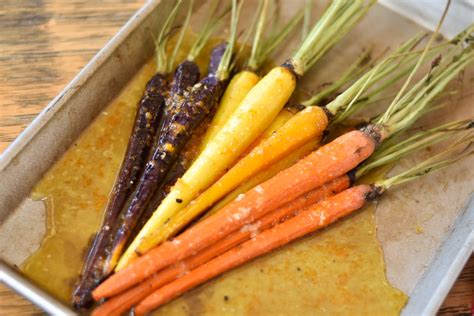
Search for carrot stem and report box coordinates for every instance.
[376,133,473,190]
[326,33,425,120]
[155,1,183,73]
[216,0,242,81]
[289,0,375,76]
[248,1,304,71]
[91,176,349,316]
[357,119,473,177]
[300,49,371,107]
[300,0,312,42]
[187,0,225,61]
[379,0,451,125]
[167,0,193,72]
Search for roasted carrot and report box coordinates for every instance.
[149,107,328,242]
[119,0,376,269]
[100,0,242,276]
[199,0,304,149]
[104,1,228,254]
[159,0,226,134]
[93,129,376,299]
[73,1,228,304]
[91,176,349,316]
[92,115,473,315]
[134,134,473,314]
[131,151,188,239]
[74,4,230,305]
[206,139,319,217]
[93,23,474,298]
[137,33,425,247]
[135,185,372,314]
[104,45,234,272]
[72,1,186,307]
[236,107,298,159]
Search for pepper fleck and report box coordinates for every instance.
[224,295,229,301]
[176,198,183,203]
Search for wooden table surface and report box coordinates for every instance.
[0,1,472,315]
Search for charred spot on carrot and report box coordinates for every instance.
[280,60,300,80]
[359,124,383,147]
[364,185,385,201]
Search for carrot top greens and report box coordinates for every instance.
[167,0,193,72]
[378,2,451,126]
[300,0,312,42]
[300,49,372,107]
[374,134,473,192]
[247,0,304,72]
[187,0,226,61]
[290,0,376,76]
[215,0,242,81]
[154,1,183,74]
[376,43,473,139]
[357,119,473,177]
[298,33,426,124]
[375,4,471,138]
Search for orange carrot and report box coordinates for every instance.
[92,130,375,300]
[91,176,349,315]
[134,126,473,314]
[92,184,343,315]
[134,185,372,314]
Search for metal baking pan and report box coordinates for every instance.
[0,0,472,315]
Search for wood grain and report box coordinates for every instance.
[0,0,145,153]
[0,1,471,315]
[438,255,474,315]
[0,284,43,316]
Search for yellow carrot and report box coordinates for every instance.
[117,1,374,269]
[160,139,320,242]
[117,66,296,269]
[205,139,319,218]
[257,108,295,141]
[241,107,295,157]
[200,71,260,149]
[200,0,303,150]
[190,40,416,223]
[146,106,327,244]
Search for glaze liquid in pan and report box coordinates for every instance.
[20,41,407,313]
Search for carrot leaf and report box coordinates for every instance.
[301,49,371,107]
[375,133,473,190]
[248,1,304,71]
[357,119,473,177]
[168,0,194,73]
[216,0,243,81]
[155,1,183,74]
[187,0,227,61]
[324,33,426,123]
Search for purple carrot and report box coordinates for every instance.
[72,1,187,308]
